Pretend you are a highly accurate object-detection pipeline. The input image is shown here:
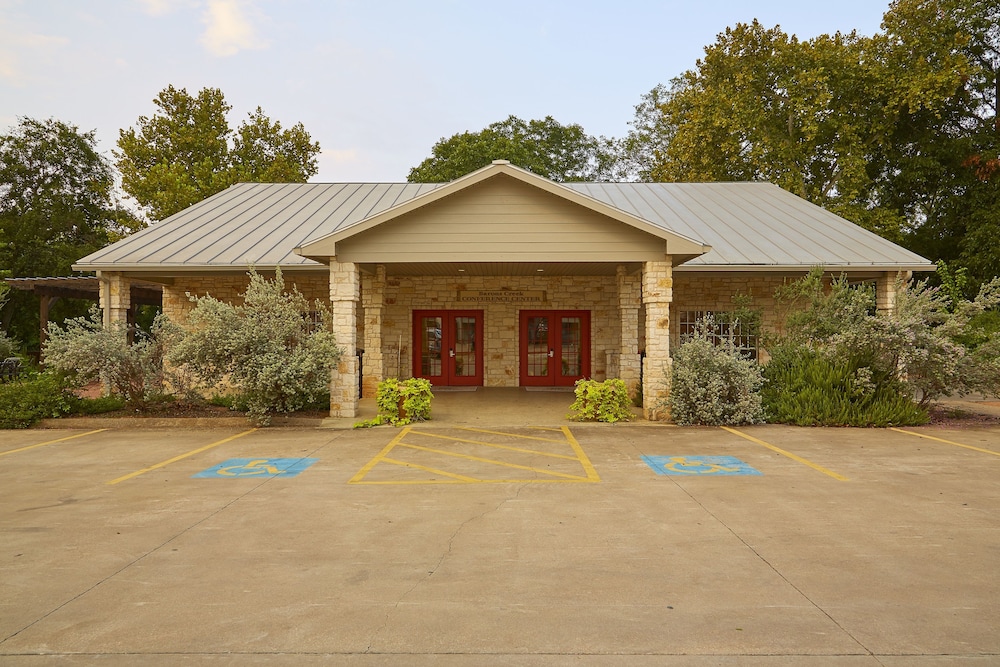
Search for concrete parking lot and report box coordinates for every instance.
[1,421,999,664]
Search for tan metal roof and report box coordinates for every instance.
[74,164,933,273]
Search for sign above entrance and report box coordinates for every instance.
[457,290,547,304]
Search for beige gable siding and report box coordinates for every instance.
[334,177,668,263]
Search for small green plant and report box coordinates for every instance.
[354,377,434,427]
[568,378,633,423]
[0,372,75,429]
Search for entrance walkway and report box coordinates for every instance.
[322,387,644,429]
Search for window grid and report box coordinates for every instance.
[678,310,758,361]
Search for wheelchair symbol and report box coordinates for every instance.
[194,457,318,479]
[218,459,287,477]
[662,456,741,475]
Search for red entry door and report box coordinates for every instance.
[413,310,483,386]
[519,310,590,386]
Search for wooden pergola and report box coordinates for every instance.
[4,276,162,346]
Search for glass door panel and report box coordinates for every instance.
[453,316,477,378]
[520,311,590,386]
[419,315,443,378]
[526,316,550,378]
[413,310,483,386]
[560,317,582,378]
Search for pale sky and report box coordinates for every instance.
[1,0,890,183]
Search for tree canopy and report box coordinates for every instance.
[624,0,999,285]
[0,117,142,349]
[407,115,613,183]
[116,85,321,221]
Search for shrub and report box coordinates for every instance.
[568,378,633,423]
[773,268,1000,409]
[43,306,173,407]
[355,377,433,427]
[0,372,75,428]
[666,316,764,426]
[168,268,342,426]
[762,345,928,426]
[0,329,18,359]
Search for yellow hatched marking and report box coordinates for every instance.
[107,429,257,485]
[562,426,601,482]
[349,425,599,484]
[408,430,578,460]
[452,426,567,444]
[398,442,589,480]
[348,428,411,483]
[0,429,107,458]
[720,426,848,482]
[890,428,1000,457]
[381,457,481,482]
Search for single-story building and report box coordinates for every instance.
[73,161,934,419]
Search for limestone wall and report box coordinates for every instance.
[160,272,331,323]
[378,275,620,387]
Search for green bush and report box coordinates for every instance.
[355,377,434,427]
[762,346,928,427]
[568,378,633,423]
[168,269,341,425]
[0,373,75,429]
[67,394,127,415]
[43,306,173,407]
[0,330,19,359]
[666,317,764,426]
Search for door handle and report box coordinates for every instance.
[548,349,554,358]
[449,349,455,358]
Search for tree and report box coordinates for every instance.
[626,1,1000,283]
[407,115,611,183]
[116,85,321,221]
[0,117,141,349]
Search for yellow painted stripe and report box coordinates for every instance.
[348,427,410,483]
[561,426,601,482]
[381,457,481,482]
[890,428,1000,457]
[720,426,848,482]
[0,429,108,458]
[107,429,257,485]
[354,477,598,485]
[397,442,589,480]
[408,430,579,460]
[453,426,567,444]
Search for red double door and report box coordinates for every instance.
[519,310,590,386]
[413,310,483,386]
[412,309,590,387]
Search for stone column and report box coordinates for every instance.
[98,271,131,328]
[616,265,642,398]
[876,270,911,315]
[329,261,360,417]
[361,264,386,398]
[642,259,673,421]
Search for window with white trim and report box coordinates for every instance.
[678,310,759,361]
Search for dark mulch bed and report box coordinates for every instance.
[927,405,1000,429]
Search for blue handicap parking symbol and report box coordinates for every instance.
[193,458,318,479]
[642,455,761,476]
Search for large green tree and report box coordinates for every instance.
[408,115,613,183]
[0,117,141,350]
[116,85,321,221]
[626,0,999,282]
